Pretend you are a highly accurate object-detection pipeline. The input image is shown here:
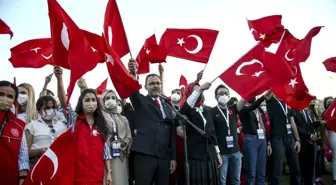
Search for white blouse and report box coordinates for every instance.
[25,118,67,150]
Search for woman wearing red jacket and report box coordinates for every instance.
[73,88,112,185]
[0,80,29,185]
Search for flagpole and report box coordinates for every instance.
[275,29,287,53]
[210,42,260,83]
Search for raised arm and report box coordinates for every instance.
[54,66,67,108]
[159,63,164,93]
[39,74,53,97]
[180,82,211,115]
[128,59,143,111]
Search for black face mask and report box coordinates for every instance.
[248,98,256,104]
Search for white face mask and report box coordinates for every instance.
[218,95,230,105]
[42,109,56,120]
[105,99,117,109]
[171,93,181,103]
[17,94,28,105]
[261,106,267,113]
[117,106,122,114]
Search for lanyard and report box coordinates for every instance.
[276,98,288,124]
[301,110,312,123]
[217,106,230,135]
[111,120,118,141]
[253,110,262,129]
[0,116,8,138]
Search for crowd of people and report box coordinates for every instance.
[0,59,335,185]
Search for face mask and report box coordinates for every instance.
[17,94,28,105]
[261,106,267,113]
[42,109,56,120]
[0,96,13,111]
[104,99,117,109]
[218,95,230,105]
[117,106,122,114]
[171,93,181,103]
[83,101,97,113]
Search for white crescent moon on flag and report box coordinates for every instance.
[331,108,335,118]
[235,59,264,76]
[30,148,59,183]
[250,28,258,35]
[184,35,203,54]
[41,54,53,60]
[108,26,113,47]
[285,49,294,61]
[61,23,69,50]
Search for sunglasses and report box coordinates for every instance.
[48,124,56,134]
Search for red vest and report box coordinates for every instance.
[74,114,105,184]
[0,111,25,185]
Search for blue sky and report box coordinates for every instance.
[0,0,335,106]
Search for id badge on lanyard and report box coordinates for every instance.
[111,121,120,157]
[226,136,234,148]
[255,111,265,139]
[276,98,291,135]
[217,106,233,148]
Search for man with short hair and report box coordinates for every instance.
[211,84,245,185]
[128,59,176,185]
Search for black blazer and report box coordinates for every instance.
[180,102,218,161]
[293,109,318,141]
[130,91,176,160]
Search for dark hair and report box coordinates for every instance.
[36,96,57,112]
[75,88,109,141]
[214,84,229,96]
[145,73,161,85]
[323,96,334,109]
[0,80,18,100]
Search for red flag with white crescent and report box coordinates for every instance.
[22,129,75,185]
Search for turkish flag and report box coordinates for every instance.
[219,44,293,100]
[23,129,75,185]
[48,0,98,104]
[272,29,320,110]
[159,28,218,63]
[179,75,188,107]
[103,0,130,58]
[247,15,284,47]
[277,27,323,65]
[324,101,336,121]
[103,34,141,99]
[136,34,168,74]
[323,57,336,73]
[0,19,13,39]
[96,78,108,96]
[82,30,107,63]
[9,38,53,68]
[323,101,336,132]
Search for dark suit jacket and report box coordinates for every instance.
[130,91,176,160]
[180,103,218,161]
[293,109,318,141]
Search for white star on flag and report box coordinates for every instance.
[145,49,150,55]
[91,47,97,52]
[289,78,298,88]
[259,34,265,40]
[30,47,41,53]
[105,53,114,65]
[177,38,185,46]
